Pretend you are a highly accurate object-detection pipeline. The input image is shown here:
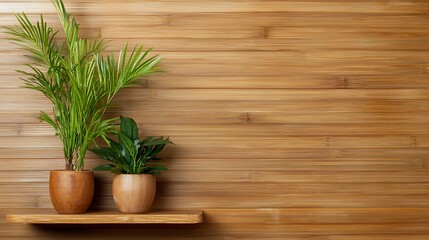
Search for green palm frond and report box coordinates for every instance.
[5,0,161,171]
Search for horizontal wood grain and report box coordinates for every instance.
[4,37,429,52]
[203,208,429,224]
[1,222,429,239]
[170,13,429,28]
[4,74,429,90]
[0,158,421,171]
[4,193,429,209]
[7,50,429,65]
[0,14,169,27]
[5,181,429,196]
[2,0,429,239]
[1,2,428,14]
[6,110,429,125]
[1,170,429,184]
[7,89,429,102]
[0,135,420,148]
[4,207,429,225]
[2,123,429,137]
[3,65,424,77]
[102,27,264,39]
[267,26,429,39]
[6,209,203,224]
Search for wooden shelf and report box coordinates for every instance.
[6,209,203,224]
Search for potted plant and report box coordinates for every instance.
[5,0,161,213]
[91,116,172,213]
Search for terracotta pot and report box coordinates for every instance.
[49,170,94,214]
[112,174,156,213]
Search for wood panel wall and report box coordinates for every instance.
[1,0,429,239]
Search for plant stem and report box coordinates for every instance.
[65,156,74,170]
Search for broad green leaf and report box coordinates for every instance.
[120,115,139,141]
[89,147,115,162]
[149,165,168,175]
[118,132,137,164]
[142,136,173,147]
[148,144,167,159]
[141,136,154,145]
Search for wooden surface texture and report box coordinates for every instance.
[6,209,203,224]
[1,0,429,239]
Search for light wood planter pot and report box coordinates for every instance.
[112,174,156,214]
[49,170,94,214]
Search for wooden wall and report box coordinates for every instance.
[1,0,429,239]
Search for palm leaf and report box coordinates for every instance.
[6,0,161,171]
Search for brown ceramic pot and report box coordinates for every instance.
[112,174,156,213]
[49,170,94,214]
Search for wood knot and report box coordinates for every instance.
[411,136,417,147]
[325,136,332,147]
[341,76,348,88]
[142,79,150,88]
[245,112,251,124]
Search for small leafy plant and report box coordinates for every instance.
[91,116,173,174]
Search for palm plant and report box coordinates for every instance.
[5,0,161,171]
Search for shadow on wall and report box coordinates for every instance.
[28,222,217,239]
